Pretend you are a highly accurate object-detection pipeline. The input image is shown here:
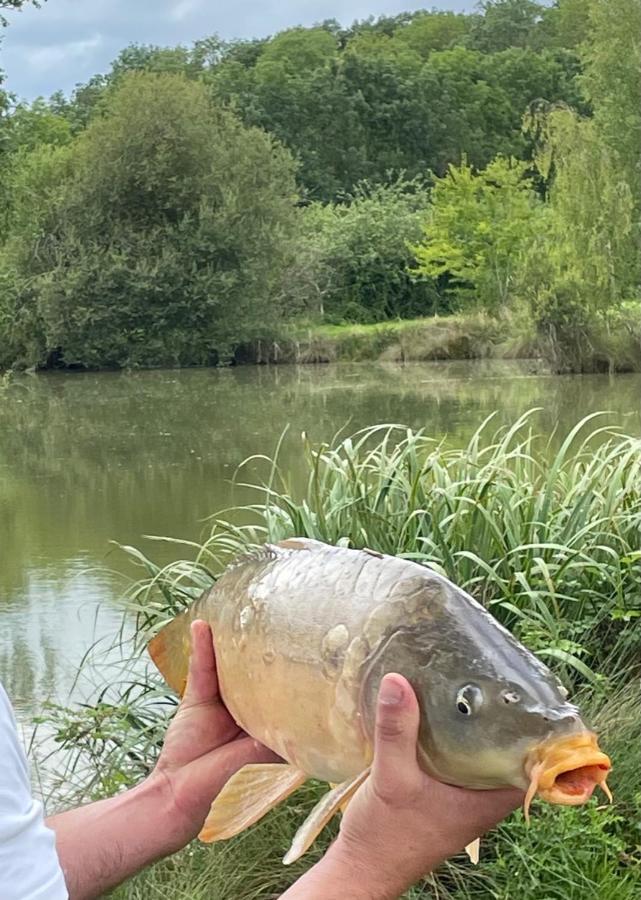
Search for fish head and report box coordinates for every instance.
[360,609,611,813]
[414,665,611,814]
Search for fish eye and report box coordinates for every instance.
[456,684,483,717]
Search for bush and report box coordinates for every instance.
[2,72,299,369]
[286,179,443,324]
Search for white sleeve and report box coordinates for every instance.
[0,685,68,899]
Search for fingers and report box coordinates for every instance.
[371,673,421,799]
[182,620,220,707]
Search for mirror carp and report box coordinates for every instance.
[148,538,611,865]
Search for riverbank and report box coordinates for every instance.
[2,310,639,376]
[244,309,641,374]
[38,416,641,900]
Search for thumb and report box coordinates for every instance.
[181,620,220,707]
[371,673,421,797]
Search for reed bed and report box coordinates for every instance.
[40,412,640,898]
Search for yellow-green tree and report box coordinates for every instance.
[412,157,541,313]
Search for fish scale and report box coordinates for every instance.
[148,537,611,865]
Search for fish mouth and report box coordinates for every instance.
[523,731,612,821]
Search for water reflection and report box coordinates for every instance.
[0,362,639,726]
[0,563,127,717]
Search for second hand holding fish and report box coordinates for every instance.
[149,620,281,849]
[282,673,523,900]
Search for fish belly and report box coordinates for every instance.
[203,545,393,782]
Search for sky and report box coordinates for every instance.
[1,0,474,101]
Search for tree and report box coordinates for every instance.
[285,179,439,323]
[2,73,299,368]
[254,27,337,76]
[206,10,583,201]
[2,98,71,154]
[390,11,472,58]
[412,157,541,313]
[0,0,43,27]
[0,99,71,238]
[468,0,547,52]
[581,0,641,217]
[520,107,635,360]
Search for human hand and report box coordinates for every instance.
[330,674,523,898]
[148,619,279,847]
[284,674,522,899]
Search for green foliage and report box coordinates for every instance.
[204,10,583,200]
[1,4,639,369]
[0,0,43,27]
[468,0,549,52]
[285,180,440,323]
[581,0,641,218]
[412,157,540,313]
[1,73,298,368]
[391,11,472,58]
[519,108,636,367]
[38,414,641,897]
[0,99,72,236]
[255,27,337,76]
[1,98,71,155]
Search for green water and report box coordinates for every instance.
[0,361,639,725]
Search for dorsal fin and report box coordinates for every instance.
[275,537,328,552]
[227,538,327,572]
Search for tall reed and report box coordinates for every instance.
[40,412,641,899]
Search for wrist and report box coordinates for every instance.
[136,771,198,854]
[327,835,412,899]
[284,836,410,900]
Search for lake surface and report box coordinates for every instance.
[1,361,639,733]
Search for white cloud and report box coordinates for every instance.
[169,0,202,22]
[3,1,473,99]
[25,34,103,73]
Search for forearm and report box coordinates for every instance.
[46,776,186,900]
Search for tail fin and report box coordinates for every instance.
[148,610,193,697]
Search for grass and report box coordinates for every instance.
[244,306,641,374]
[255,312,532,365]
[38,413,641,898]
[108,684,641,900]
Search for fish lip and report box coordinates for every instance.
[523,731,612,818]
[537,763,610,805]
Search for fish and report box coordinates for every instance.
[148,537,612,865]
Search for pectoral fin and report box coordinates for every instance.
[199,763,307,843]
[329,782,352,815]
[465,837,481,864]
[283,768,370,865]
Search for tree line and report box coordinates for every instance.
[0,0,639,370]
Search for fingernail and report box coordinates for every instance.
[379,675,404,706]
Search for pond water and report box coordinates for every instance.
[1,361,639,733]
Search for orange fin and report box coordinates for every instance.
[283,768,370,865]
[147,611,192,697]
[329,782,352,814]
[465,838,481,864]
[199,764,307,843]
